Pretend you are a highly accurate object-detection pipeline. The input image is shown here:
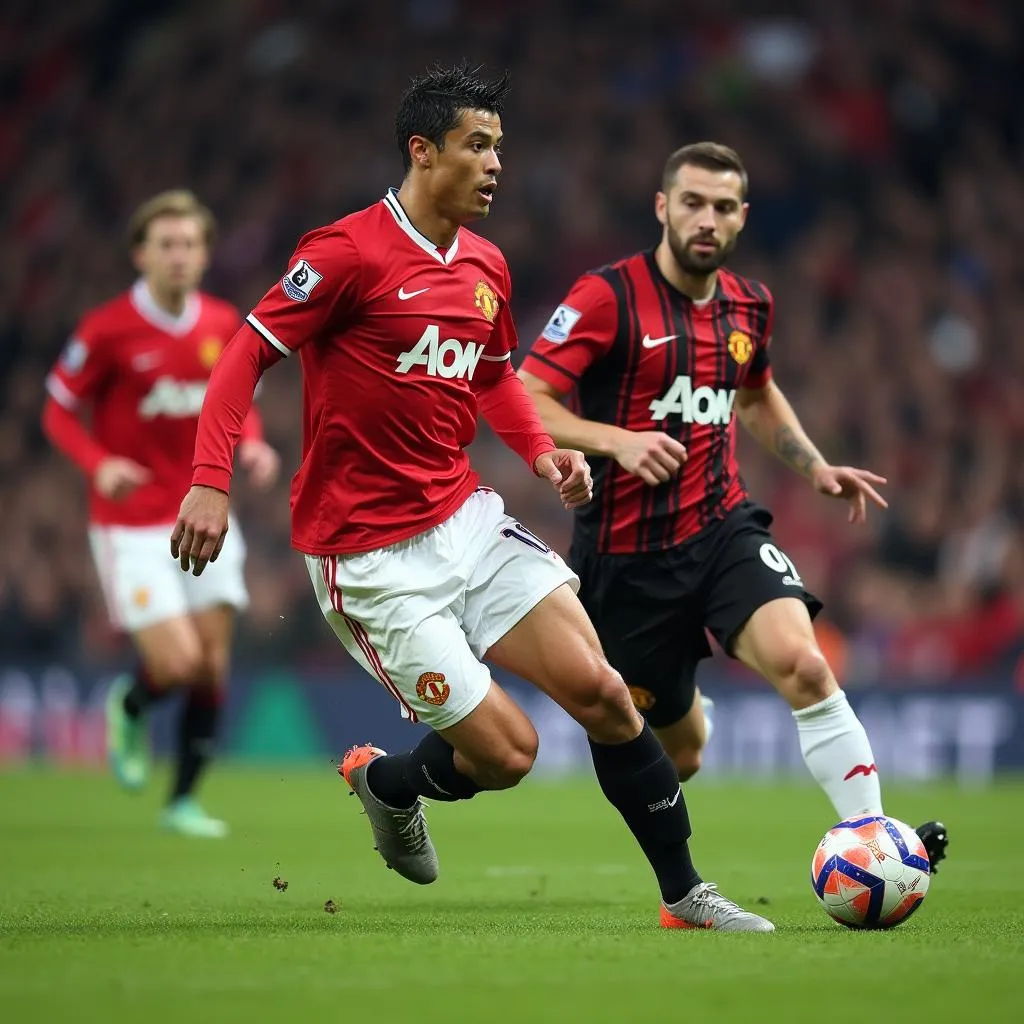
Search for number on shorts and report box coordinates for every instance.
[759,542,803,584]
[501,521,551,554]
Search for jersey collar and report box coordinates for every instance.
[130,279,201,336]
[382,188,460,265]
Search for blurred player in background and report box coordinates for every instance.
[520,143,948,870]
[172,67,772,930]
[42,190,280,837]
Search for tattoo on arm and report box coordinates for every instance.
[773,425,822,477]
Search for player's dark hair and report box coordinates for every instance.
[662,142,748,198]
[127,189,216,248]
[395,62,511,172]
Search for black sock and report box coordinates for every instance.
[171,689,220,802]
[589,723,702,905]
[366,732,484,807]
[123,668,168,720]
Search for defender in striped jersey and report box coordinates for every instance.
[521,143,947,872]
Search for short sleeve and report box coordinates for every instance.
[244,225,361,356]
[519,274,618,395]
[45,316,110,410]
[744,291,774,389]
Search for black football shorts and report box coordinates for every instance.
[571,501,823,728]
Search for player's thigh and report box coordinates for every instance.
[731,597,837,707]
[703,507,829,700]
[306,552,492,730]
[484,582,641,742]
[438,679,539,785]
[89,522,191,632]
[183,515,249,619]
[574,548,707,731]
[703,505,822,657]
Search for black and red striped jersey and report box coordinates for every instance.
[521,249,774,554]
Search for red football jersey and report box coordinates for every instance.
[46,281,242,526]
[521,251,774,553]
[242,189,521,555]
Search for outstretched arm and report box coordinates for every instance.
[736,379,887,524]
[171,326,282,574]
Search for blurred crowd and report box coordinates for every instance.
[2,0,1022,684]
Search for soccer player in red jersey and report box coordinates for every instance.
[43,190,280,837]
[172,68,772,930]
[520,143,948,870]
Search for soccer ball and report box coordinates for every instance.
[811,815,931,929]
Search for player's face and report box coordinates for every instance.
[432,110,502,222]
[133,215,209,294]
[656,165,748,276]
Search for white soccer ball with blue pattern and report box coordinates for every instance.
[811,815,931,929]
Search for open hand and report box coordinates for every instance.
[811,464,888,524]
[170,485,230,575]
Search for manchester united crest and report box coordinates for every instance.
[628,685,657,711]
[198,337,224,370]
[727,330,753,365]
[474,280,499,322]
[416,671,450,707]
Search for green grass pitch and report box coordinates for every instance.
[1,767,1021,1023]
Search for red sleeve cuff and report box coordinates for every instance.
[744,367,773,390]
[529,436,557,472]
[192,465,233,494]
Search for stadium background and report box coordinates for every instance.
[2,0,1023,777]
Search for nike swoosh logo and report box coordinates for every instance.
[642,333,679,348]
[668,789,681,806]
[398,286,430,300]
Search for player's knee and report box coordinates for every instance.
[572,661,639,743]
[145,650,205,690]
[774,642,834,708]
[673,746,703,782]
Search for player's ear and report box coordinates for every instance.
[738,201,750,231]
[408,135,433,170]
[130,243,147,274]
[655,191,668,226]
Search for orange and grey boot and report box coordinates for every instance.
[339,745,439,885]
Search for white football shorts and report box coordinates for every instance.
[89,515,249,632]
[306,488,579,729]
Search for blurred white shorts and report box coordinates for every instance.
[306,488,578,729]
[89,515,249,632]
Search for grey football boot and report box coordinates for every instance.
[339,745,439,884]
[661,883,775,932]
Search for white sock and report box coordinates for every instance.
[700,695,715,744]
[792,690,883,819]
